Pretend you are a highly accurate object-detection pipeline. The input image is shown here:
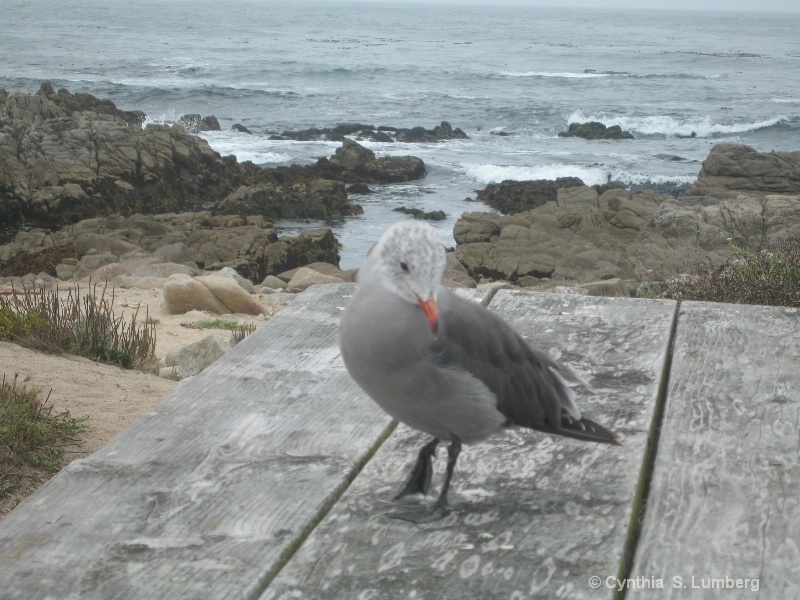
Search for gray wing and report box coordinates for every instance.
[433,289,617,445]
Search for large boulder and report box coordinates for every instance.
[177,114,221,133]
[163,272,267,317]
[0,85,235,229]
[193,275,267,315]
[286,267,346,291]
[394,121,468,143]
[163,273,229,315]
[475,177,587,215]
[163,333,235,379]
[558,121,635,140]
[315,138,426,183]
[685,144,800,196]
[215,178,356,221]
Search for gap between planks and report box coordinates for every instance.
[615,300,681,600]
[247,286,498,597]
[247,419,399,600]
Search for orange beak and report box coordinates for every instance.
[416,294,440,338]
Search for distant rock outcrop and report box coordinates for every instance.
[315,138,425,183]
[274,121,468,143]
[394,121,468,143]
[392,206,446,220]
[0,84,363,234]
[558,121,635,140]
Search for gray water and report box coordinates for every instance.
[2,0,799,267]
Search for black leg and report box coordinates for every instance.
[388,437,462,523]
[393,437,439,500]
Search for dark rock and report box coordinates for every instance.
[558,121,635,140]
[395,121,469,143]
[316,138,425,183]
[346,183,373,195]
[232,123,252,134]
[0,242,82,277]
[216,178,359,221]
[358,130,394,143]
[178,114,221,132]
[476,178,586,214]
[685,143,800,196]
[393,207,446,221]
[278,121,468,143]
[202,116,221,131]
[279,123,373,141]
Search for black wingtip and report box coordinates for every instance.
[560,415,620,446]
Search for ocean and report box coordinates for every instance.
[2,0,799,268]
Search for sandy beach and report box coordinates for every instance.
[0,284,286,518]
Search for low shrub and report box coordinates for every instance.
[665,240,799,307]
[0,284,156,369]
[0,374,86,500]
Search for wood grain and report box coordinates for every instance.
[263,290,677,599]
[0,283,393,599]
[629,302,800,599]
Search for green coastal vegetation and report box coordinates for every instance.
[0,284,154,503]
[0,375,86,502]
[665,239,799,307]
[0,284,156,369]
[0,284,264,505]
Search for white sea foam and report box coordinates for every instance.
[200,131,295,164]
[142,111,184,127]
[463,163,695,187]
[502,71,610,79]
[464,163,608,186]
[567,111,787,137]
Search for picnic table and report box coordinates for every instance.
[0,284,797,599]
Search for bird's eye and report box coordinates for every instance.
[399,261,409,272]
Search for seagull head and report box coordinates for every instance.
[370,220,447,336]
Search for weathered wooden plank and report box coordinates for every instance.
[0,283,395,600]
[629,302,800,599]
[264,291,677,599]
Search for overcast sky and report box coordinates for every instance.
[382,0,800,12]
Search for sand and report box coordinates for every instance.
[0,283,289,518]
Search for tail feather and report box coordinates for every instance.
[556,413,620,445]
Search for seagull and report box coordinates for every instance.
[339,220,617,523]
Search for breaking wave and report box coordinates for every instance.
[567,112,788,138]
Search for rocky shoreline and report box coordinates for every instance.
[0,83,430,237]
[3,83,800,305]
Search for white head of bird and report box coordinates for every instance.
[369,220,447,335]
